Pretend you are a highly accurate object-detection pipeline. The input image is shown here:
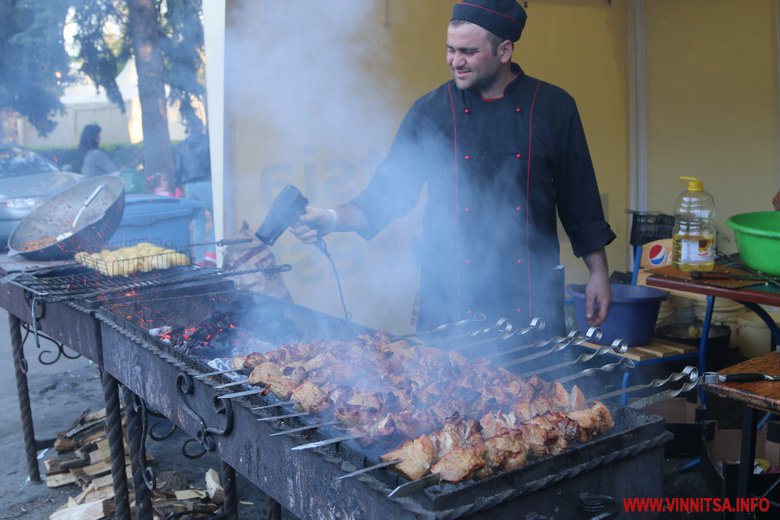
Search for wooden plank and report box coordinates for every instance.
[83,409,107,423]
[82,460,112,477]
[580,338,696,361]
[174,489,208,500]
[48,498,113,520]
[73,483,114,506]
[46,472,78,488]
[632,346,666,358]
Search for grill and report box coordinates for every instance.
[0,257,674,519]
[6,264,225,301]
[93,286,671,519]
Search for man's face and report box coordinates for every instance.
[446,22,504,93]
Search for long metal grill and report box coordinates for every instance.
[8,265,224,301]
[93,287,670,518]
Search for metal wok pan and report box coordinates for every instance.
[7,175,126,261]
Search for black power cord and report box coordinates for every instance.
[313,236,351,322]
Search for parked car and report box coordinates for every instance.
[0,145,82,247]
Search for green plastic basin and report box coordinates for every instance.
[726,211,780,275]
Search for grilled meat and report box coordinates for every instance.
[229,331,615,483]
[380,435,435,481]
[567,401,615,442]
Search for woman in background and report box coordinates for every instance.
[71,124,118,177]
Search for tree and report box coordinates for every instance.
[69,0,205,175]
[0,0,205,173]
[128,0,173,175]
[0,0,73,138]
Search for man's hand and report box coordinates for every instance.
[584,272,611,326]
[582,248,611,326]
[773,189,780,210]
[289,207,337,244]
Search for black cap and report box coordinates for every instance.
[451,0,527,42]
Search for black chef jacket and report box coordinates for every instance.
[352,65,615,334]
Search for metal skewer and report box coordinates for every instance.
[451,317,545,352]
[336,458,403,480]
[557,358,636,384]
[250,401,293,411]
[290,433,363,451]
[395,314,488,341]
[195,368,241,379]
[591,366,699,402]
[388,472,441,498]
[257,412,309,422]
[269,421,340,437]
[214,379,249,390]
[515,339,628,379]
[627,379,701,410]
[501,328,601,369]
[479,329,580,361]
[218,388,264,400]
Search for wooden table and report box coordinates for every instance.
[646,265,780,346]
[645,267,780,406]
[703,352,780,518]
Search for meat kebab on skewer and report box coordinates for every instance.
[227,331,615,483]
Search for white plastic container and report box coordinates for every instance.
[737,314,776,358]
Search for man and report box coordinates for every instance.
[292,0,615,335]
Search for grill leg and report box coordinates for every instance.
[9,314,40,482]
[736,406,758,520]
[123,388,153,520]
[102,371,131,520]
[221,461,238,519]
[266,497,282,520]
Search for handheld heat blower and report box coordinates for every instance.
[255,185,310,246]
[255,185,350,320]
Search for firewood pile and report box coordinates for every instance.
[43,408,226,519]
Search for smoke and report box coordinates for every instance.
[223,1,588,347]
[225,0,424,333]
[225,0,398,150]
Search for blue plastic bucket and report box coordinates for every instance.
[565,283,668,346]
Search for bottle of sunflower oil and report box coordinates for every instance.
[672,176,717,272]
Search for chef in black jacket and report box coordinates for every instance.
[292,0,615,335]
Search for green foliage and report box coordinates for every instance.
[0,0,73,136]
[2,0,206,136]
[68,0,130,111]
[161,0,205,131]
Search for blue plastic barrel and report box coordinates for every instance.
[566,283,668,346]
[109,194,204,250]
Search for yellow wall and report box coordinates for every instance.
[223,0,629,333]
[644,0,778,254]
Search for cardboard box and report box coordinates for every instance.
[642,397,699,424]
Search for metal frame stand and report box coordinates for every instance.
[101,370,131,519]
[124,388,153,520]
[736,407,759,520]
[9,314,40,482]
[221,461,238,519]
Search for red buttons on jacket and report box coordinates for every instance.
[464,207,471,212]
[516,258,523,264]
[464,108,472,114]
[515,205,522,212]
[515,107,523,113]
[465,154,471,160]
[515,153,523,159]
